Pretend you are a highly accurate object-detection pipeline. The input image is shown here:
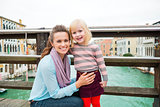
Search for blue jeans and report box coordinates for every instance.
[30,96,83,107]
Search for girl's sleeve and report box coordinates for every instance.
[95,46,108,81]
[40,59,78,99]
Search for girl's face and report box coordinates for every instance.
[52,32,70,59]
[71,24,86,45]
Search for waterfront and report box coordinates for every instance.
[0,66,154,107]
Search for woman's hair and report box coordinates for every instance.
[69,19,92,47]
[40,25,70,59]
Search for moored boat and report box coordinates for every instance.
[0,88,7,93]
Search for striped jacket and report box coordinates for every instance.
[70,43,108,81]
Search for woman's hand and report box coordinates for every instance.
[75,72,95,89]
[100,81,107,87]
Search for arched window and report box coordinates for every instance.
[4,44,6,52]
[13,45,15,52]
[24,45,25,52]
[7,44,10,54]
[10,44,12,52]
[147,47,149,56]
[3,24,5,29]
[6,25,8,29]
[15,45,17,52]
[18,45,20,52]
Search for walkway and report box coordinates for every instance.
[0,98,29,107]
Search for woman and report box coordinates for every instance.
[28,25,95,107]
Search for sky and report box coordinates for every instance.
[1,0,160,28]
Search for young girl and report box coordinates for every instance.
[69,19,108,107]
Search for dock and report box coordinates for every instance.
[0,98,29,107]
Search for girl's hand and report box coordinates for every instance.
[100,81,107,87]
[75,72,95,89]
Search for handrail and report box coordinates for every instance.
[0,25,160,34]
[0,55,159,99]
[0,26,160,38]
[0,81,158,98]
[0,55,160,67]
[0,55,41,64]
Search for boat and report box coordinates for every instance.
[0,88,7,93]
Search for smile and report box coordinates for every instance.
[76,36,83,41]
[60,47,68,51]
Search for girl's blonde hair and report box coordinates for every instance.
[69,19,92,47]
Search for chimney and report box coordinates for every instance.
[19,19,22,24]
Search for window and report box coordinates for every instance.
[3,24,5,29]
[115,48,117,51]
[15,45,17,52]
[0,68,3,72]
[4,44,6,52]
[6,25,8,29]
[10,44,12,52]
[24,45,25,52]
[128,41,130,45]
[136,48,137,53]
[128,48,130,53]
[13,45,15,52]
[7,44,9,53]
[5,65,7,72]
[0,44,1,52]
[18,45,20,52]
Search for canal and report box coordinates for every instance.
[0,66,154,107]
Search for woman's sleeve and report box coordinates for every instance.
[40,59,78,99]
[70,78,76,84]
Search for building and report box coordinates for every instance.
[137,37,155,57]
[136,23,155,57]
[0,16,28,80]
[111,37,119,56]
[117,37,137,56]
[0,16,25,30]
[136,22,160,74]
[94,39,112,56]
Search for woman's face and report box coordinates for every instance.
[52,32,70,59]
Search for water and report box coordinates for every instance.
[100,67,154,107]
[0,67,154,107]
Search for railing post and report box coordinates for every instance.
[36,33,49,55]
[153,64,160,107]
[153,36,160,107]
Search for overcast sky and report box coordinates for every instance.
[1,0,160,28]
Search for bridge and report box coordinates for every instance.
[0,25,160,107]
